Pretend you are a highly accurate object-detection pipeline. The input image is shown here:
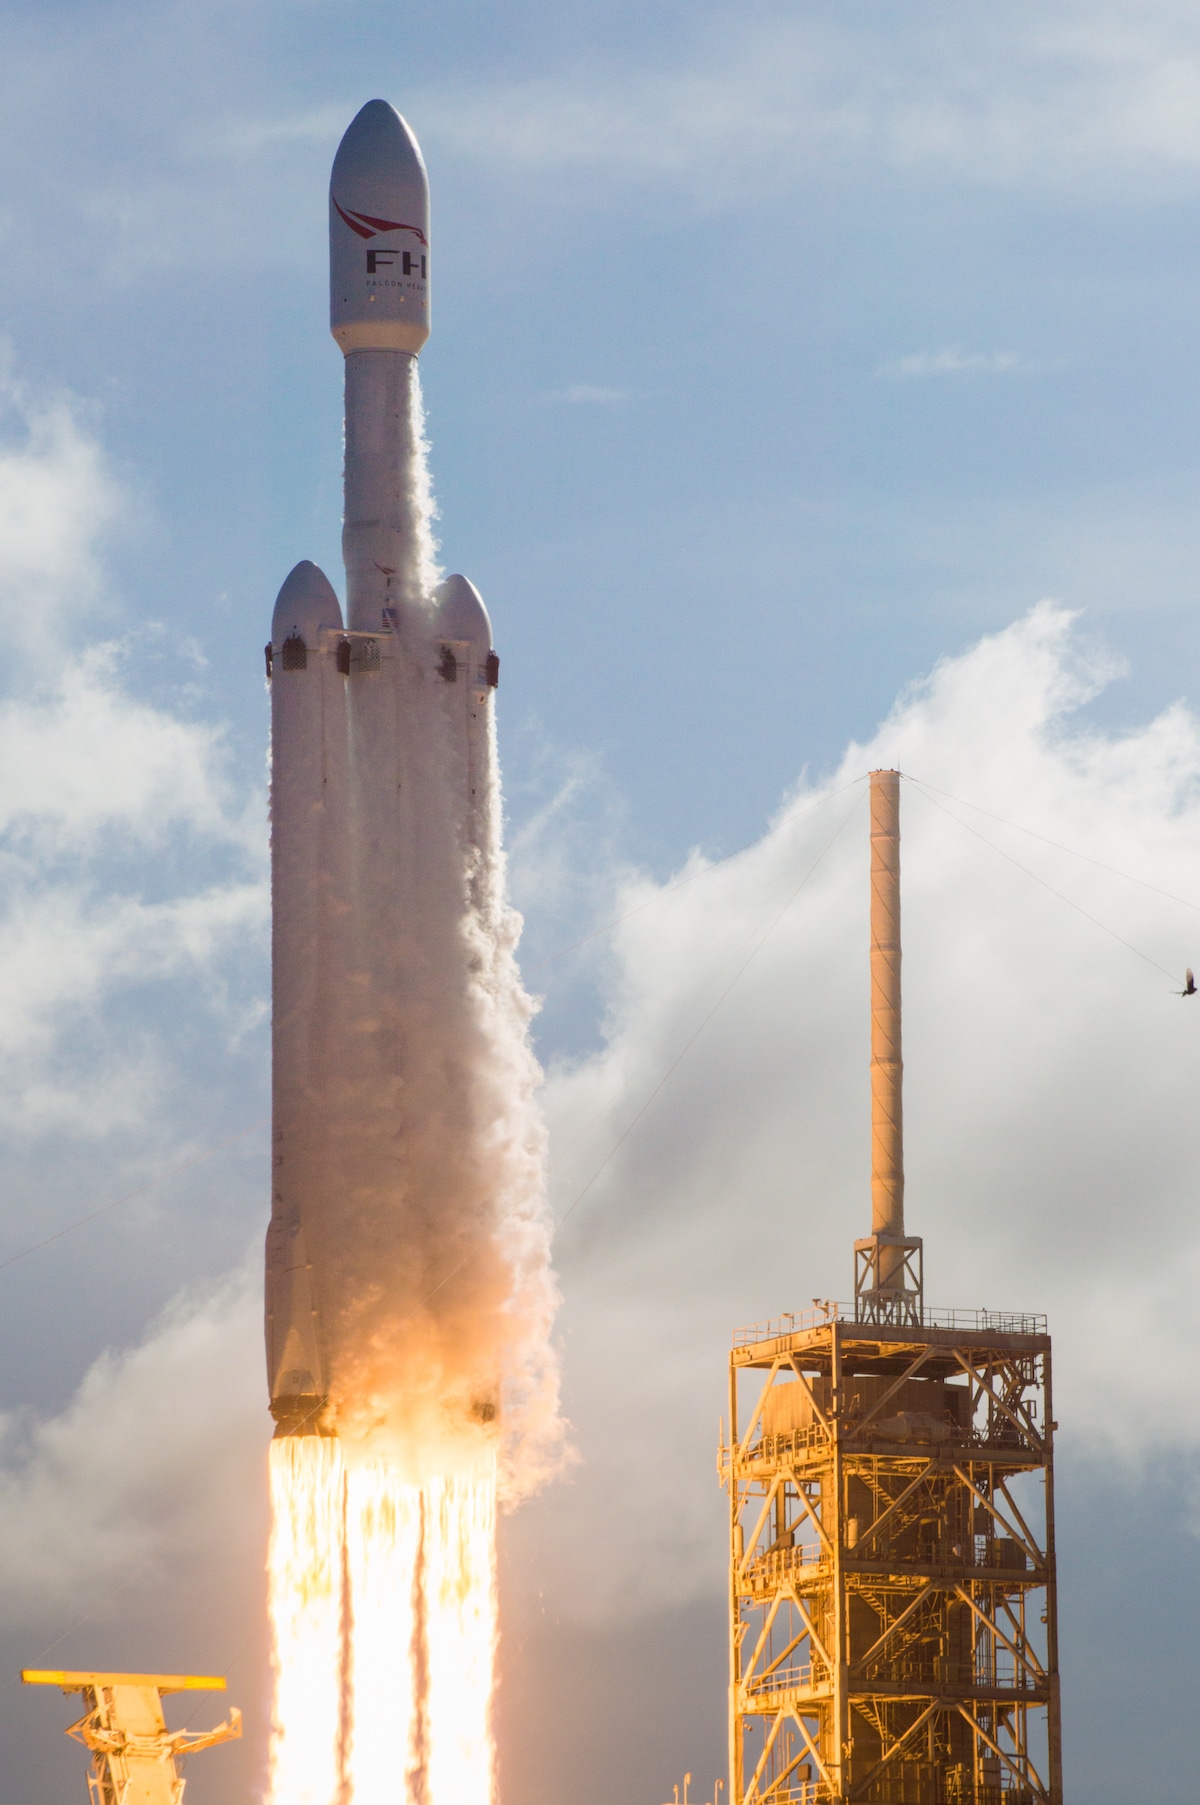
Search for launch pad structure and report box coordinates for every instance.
[21,1670,241,1805]
[721,773,1062,1805]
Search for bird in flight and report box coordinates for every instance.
[1181,968,1196,997]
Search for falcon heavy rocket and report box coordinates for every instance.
[264,100,499,1442]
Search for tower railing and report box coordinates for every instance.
[732,1304,1048,1347]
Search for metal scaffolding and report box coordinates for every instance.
[721,775,1062,1805]
[22,1670,241,1805]
[722,1304,1061,1805]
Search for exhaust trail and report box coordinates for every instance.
[266,1437,344,1805]
[264,101,562,1805]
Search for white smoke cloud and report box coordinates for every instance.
[0,1265,263,1623]
[509,601,1200,1620]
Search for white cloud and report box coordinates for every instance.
[0,1263,263,1621]
[509,601,1200,1619]
[0,647,243,851]
[4,0,1200,295]
[0,372,124,643]
[0,371,266,1135]
[418,2,1200,207]
[0,358,273,1712]
[0,880,266,1135]
[882,348,1023,379]
[540,385,628,406]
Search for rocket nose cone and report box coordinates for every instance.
[433,574,493,646]
[330,100,430,355]
[331,99,428,219]
[272,561,343,645]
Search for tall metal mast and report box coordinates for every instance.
[870,772,904,1254]
[857,771,922,1323]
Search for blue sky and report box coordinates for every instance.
[10,0,1200,871]
[3,2,1200,1800]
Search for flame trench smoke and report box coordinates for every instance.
[265,354,560,1805]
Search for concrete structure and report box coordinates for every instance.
[22,1670,240,1805]
[722,772,1062,1805]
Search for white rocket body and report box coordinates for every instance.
[266,103,500,1439]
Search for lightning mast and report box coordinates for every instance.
[857,768,922,1323]
[722,770,1062,1805]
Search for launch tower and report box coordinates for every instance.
[722,771,1062,1805]
[22,1670,241,1805]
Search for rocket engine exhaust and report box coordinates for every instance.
[263,100,560,1805]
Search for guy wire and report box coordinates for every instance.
[903,777,1183,987]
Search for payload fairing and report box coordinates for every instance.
[264,101,500,1442]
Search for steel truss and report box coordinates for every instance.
[721,1310,1061,1805]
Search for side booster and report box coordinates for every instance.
[265,562,346,1435]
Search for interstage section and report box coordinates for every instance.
[721,1307,1061,1805]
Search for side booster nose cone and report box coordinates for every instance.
[432,575,498,844]
[272,558,342,649]
[432,573,493,649]
[330,99,430,356]
[432,572,499,695]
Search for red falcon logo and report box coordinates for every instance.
[333,197,428,247]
